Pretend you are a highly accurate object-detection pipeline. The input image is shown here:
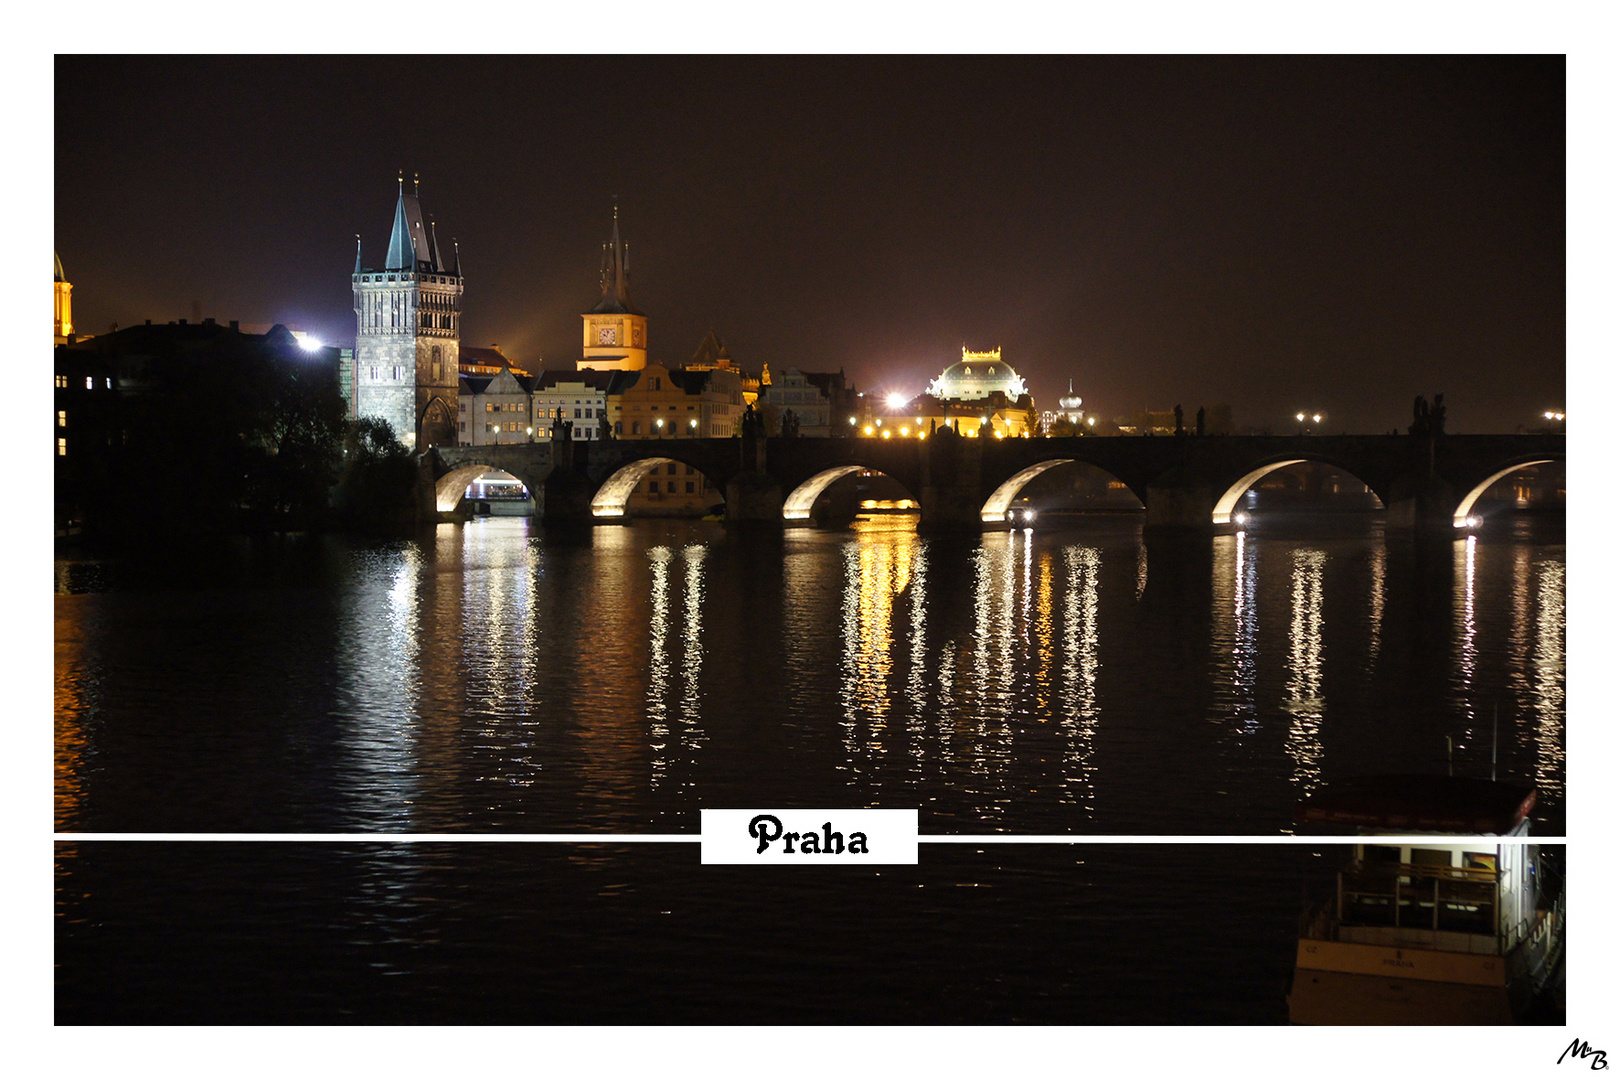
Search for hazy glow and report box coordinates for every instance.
[1212,460,1307,524]
[1452,459,1559,526]
[783,465,866,520]
[979,459,1074,522]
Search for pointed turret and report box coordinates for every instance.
[591,204,642,315]
[384,174,437,272]
[353,234,363,274]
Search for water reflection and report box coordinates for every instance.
[1059,545,1101,813]
[1283,549,1325,795]
[1211,532,1260,736]
[333,545,424,829]
[1530,560,1565,801]
[53,516,1566,836]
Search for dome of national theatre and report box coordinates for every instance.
[926,348,1028,401]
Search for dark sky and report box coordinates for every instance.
[54,55,1564,433]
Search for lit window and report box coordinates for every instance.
[55,375,67,388]
[85,376,93,389]
[57,438,66,456]
[57,410,67,428]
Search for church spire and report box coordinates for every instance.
[353,234,363,274]
[591,202,641,315]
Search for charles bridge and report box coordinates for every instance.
[425,430,1564,534]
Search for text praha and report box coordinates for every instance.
[699,809,918,864]
[750,814,867,855]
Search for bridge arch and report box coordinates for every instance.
[1211,460,1307,525]
[979,459,1078,522]
[434,463,516,512]
[783,466,866,521]
[1451,458,1561,527]
[591,456,722,518]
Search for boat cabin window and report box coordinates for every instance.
[1464,852,1497,873]
[1410,848,1453,867]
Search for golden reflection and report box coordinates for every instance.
[646,545,672,786]
[1059,545,1101,813]
[678,544,707,751]
[1366,542,1385,670]
[838,523,919,759]
[54,601,89,828]
[1455,535,1478,714]
[903,543,930,751]
[1283,549,1326,795]
[1531,560,1565,800]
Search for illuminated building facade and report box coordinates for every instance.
[352,177,463,450]
[458,365,537,446]
[613,362,745,439]
[54,252,74,344]
[579,207,648,372]
[892,347,1037,438]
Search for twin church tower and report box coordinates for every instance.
[351,178,644,449]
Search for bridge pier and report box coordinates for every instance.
[1144,472,1223,534]
[917,431,986,532]
[1385,473,1462,536]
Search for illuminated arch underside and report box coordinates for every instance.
[979,460,1075,522]
[783,466,866,520]
[1211,461,1307,524]
[592,458,680,517]
[435,464,499,512]
[1452,459,1558,526]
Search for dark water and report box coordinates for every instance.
[54,514,1565,1024]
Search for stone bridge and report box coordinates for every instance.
[427,431,1564,534]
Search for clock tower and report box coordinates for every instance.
[579,205,648,371]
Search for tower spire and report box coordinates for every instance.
[354,234,362,274]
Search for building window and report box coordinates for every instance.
[57,438,67,456]
[85,376,94,389]
[632,422,641,435]
[459,422,465,432]
[55,375,67,388]
[685,481,695,494]
[58,410,67,428]
[648,481,659,494]
[486,403,494,413]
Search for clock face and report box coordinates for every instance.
[597,325,617,345]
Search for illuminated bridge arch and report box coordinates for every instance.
[1451,458,1560,527]
[591,457,714,518]
[979,459,1076,522]
[434,463,503,512]
[783,466,866,521]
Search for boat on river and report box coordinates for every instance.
[1287,776,1564,1025]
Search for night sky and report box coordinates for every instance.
[54,54,1564,434]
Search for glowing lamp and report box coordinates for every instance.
[886,392,908,410]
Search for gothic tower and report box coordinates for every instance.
[54,252,74,344]
[578,205,648,371]
[352,176,463,450]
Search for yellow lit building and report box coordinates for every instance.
[579,207,648,372]
[880,347,1037,439]
[55,252,74,344]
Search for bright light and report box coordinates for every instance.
[1312,413,1322,423]
[1234,512,1248,525]
[864,426,874,436]
[655,418,664,427]
[1296,412,1305,422]
[848,416,857,425]
[899,427,910,436]
[886,392,908,410]
[881,430,892,439]
[296,333,323,351]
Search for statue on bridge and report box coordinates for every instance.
[1409,394,1447,437]
[741,402,765,439]
[780,408,800,438]
[550,406,572,442]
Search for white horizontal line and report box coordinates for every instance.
[53,833,1563,845]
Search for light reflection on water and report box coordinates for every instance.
[53,516,1566,835]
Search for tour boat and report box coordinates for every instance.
[1287,776,1564,1025]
